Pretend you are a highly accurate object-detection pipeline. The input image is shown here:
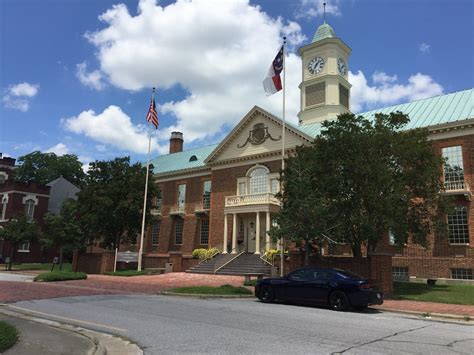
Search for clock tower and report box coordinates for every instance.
[298,22,352,125]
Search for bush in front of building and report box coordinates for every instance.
[192,247,220,261]
[0,321,18,352]
[34,271,87,282]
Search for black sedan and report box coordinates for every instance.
[255,267,383,311]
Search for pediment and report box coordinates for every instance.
[205,106,312,165]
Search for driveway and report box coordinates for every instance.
[6,294,473,354]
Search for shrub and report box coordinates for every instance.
[262,249,280,263]
[168,284,252,295]
[192,248,220,261]
[104,270,147,277]
[0,321,18,352]
[34,271,87,282]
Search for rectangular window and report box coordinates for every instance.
[270,178,279,194]
[200,219,209,245]
[25,199,35,221]
[175,218,184,245]
[339,84,349,108]
[239,182,246,196]
[202,180,211,209]
[442,146,465,190]
[18,242,30,252]
[388,230,396,245]
[448,206,470,244]
[392,267,409,279]
[177,184,186,212]
[306,82,325,107]
[451,268,473,280]
[151,221,160,245]
[155,187,162,211]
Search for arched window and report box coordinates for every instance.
[249,167,268,194]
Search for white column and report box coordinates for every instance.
[255,212,261,255]
[266,211,271,252]
[231,213,237,254]
[222,214,228,254]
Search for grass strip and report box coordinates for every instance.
[393,282,474,305]
[0,321,18,352]
[34,271,87,282]
[168,284,252,295]
[104,270,148,277]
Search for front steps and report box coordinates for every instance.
[187,253,272,276]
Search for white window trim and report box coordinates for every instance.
[0,193,8,221]
[18,242,30,253]
[22,194,39,205]
[0,171,8,183]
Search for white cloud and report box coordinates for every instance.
[295,0,341,20]
[80,0,305,144]
[61,105,167,154]
[349,71,444,112]
[45,143,70,156]
[2,82,40,112]
[419,42,431,54]
[76,62,105,90]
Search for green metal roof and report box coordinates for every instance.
[150,89,473,175]
[297,88,474,138]
[150,144,218,175]
[312,23,336,42]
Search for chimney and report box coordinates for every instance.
[169,131,184,154]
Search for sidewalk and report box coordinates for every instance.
[0,313,94,355]
[376,299,474,318]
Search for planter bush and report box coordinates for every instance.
[34,271,87,282]
[0,321,18,352]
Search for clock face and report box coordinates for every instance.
[308,57,325,75]
[337,57,347,76]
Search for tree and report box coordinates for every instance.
[269,146,333,265]
[42,199,84,270]
[76,157,158,250]
[0,217,42,270]
[277,112,449,257]
[15,151,85,186]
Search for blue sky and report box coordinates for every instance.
[1,0,473,170]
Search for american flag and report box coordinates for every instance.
[146,95,159,129]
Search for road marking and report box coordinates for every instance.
[5,304,127,332]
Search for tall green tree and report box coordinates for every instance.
[269,146,333,265]
[43,199,84,270]
[0,217,42,270]
[76,157,158,250]
[277,112,449,258]
[15,151,85,186]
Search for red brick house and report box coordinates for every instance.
[86,21,470,282]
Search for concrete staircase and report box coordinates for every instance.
[187,253,272,276]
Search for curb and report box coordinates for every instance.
[0,305,143,354]
[377,307,473,324]
[160,291,255,299]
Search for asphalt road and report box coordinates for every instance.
[7,295,474,354]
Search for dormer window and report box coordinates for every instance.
[189,155,198,162]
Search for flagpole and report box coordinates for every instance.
[138,88,154,272]
[280,37,286,277]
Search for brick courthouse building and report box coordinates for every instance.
[139,22,473,281]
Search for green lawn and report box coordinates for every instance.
[0,321,18,352]
[104,270,148,277]
[168,284,253,295]
[393,282,474,305]
[34,271,87,282]
[7,263,72,272]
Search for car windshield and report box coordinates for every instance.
[335,270,365,280]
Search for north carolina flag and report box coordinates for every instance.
[262,46,284,96]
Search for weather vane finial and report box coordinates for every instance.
[323,2,327,24]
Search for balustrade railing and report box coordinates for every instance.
[225,193,280,207]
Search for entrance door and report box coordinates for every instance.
[245,218,256,253]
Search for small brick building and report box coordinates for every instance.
[135,21,474,281]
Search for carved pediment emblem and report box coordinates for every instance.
[237,123,281,148]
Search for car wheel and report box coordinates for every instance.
[329,291,349,311]
[259,285,275,303]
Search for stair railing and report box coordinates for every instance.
[214,252,244,274]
